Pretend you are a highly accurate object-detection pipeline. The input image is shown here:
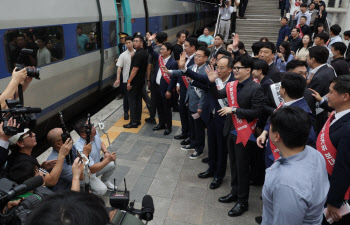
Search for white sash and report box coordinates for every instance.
[191,65,203,98]
[215,78,229,109]
[270,82,283,107]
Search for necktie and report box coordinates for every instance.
[307,73,315,86]
[330,113,336,124]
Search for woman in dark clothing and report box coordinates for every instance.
[314,3,328,32]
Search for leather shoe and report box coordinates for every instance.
[180,137,190,145]
[137,121,141,126]
[218,193,237,203]
[198,170,214,179]
[210,178,222,189]
[228,202,248,217]
[123,123,138,128]
[153,124,166,131]
[145,117,156,124]
[174,133,187,140]
[164,126,172,135]
[124,113,129,120]
[201,157,209,163]
[255,216,262,224]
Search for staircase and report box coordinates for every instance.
[234,0,281,53]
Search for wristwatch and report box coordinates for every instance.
[231,107,237,114]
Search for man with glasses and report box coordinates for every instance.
[46,128,92,192]
[74,118,117,195]
[6,128,73,187]
[207,55,265,217]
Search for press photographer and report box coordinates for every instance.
[218,0,234,42]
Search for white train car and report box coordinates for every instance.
[0,0,217,148]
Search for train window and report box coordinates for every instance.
[109,22,117,47]
[4,26,64,71]
[162,16,169,31]
[172,15,177,28]
[76,22,101,55]
[179,14,184,26]
[185,14,189,24]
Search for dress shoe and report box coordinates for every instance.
[124,113,129,120]
[241,16,247,19]
[198,170,214,179]
[218,193,237,203]
[174,133,187,140]
[137,121,141,125]
[164,126,172,135]
[210,178,223,189]
[145,117,156,124]
[181,145,195,151]
[228,202,248,217]
[201,157,209,163]
[255,216,262,224]
[180,137,190,145]
[123,123,138,128]
[116,94,123,100]
[153,124,166,131]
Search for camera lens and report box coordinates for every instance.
[26,68,40,79]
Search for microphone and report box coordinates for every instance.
[141,195,154,221]
[0,176,44,205]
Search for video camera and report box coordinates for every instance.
[0,85,41,136]
[0,176,45,225]
[15,49,40,79]
[109,179,154,225]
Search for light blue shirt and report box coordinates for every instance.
[74,134,102,167]
[198,35,214,46]
[274,54,294,72]
[328,36,343,49]
[46,147,77,192]
[295,11,312,26]
[262,146,329,225]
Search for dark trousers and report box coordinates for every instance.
[188,109,205,153]
[249,145,265,184]
[179,95,189,136]
[128,85,143,123]
[207,114,228,179]
[153,84,172,126]
[322,214,350,225]
[142,84,155,118]
[280,0,286,17]
[172,91,179,110]
[230,11,237,33]
[121,83,129,114]
[227,132,255,203]
[239,0,248,17]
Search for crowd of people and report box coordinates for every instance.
[1,0,350,224]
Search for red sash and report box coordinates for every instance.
[158,55,170,84]
[269,102,284,161]
[182,76,190,89]
[226,81,257,147]
[316,111,350,199]
[296,24,304,38]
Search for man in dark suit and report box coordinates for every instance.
[167,46,208,159]
[257,72,316,168]
[167,37,198,144]
[148,39,178,135]
[178,54,235,189]
[259,42,281,83]
[118,32,128,55]
[307,46,336,133]
[316,75,350,225]
[207,55,265,217]
[330,42,350,76]
[344,31,350,66]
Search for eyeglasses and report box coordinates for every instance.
[232,66,247,72]
[20,131,33,140]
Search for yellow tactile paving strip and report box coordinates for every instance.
[101,100,181,148]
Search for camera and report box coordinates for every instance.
[15,49,40,79]
[109,179,154,224]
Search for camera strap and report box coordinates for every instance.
[18,84,24,106]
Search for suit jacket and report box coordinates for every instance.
[212,77,265,137]
[327,112,350,208]
[167,57,195,101]
[264,98,317,168]
[267,63,281,83]
[331,57,350,76]
[309,65,336,132]
[0,145,9,169]
[320,100,334,113]
[148,46,178,96]
[184,64,208,112]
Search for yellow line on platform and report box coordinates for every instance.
[101,100,181,148]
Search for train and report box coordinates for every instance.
[0,0,218,153]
